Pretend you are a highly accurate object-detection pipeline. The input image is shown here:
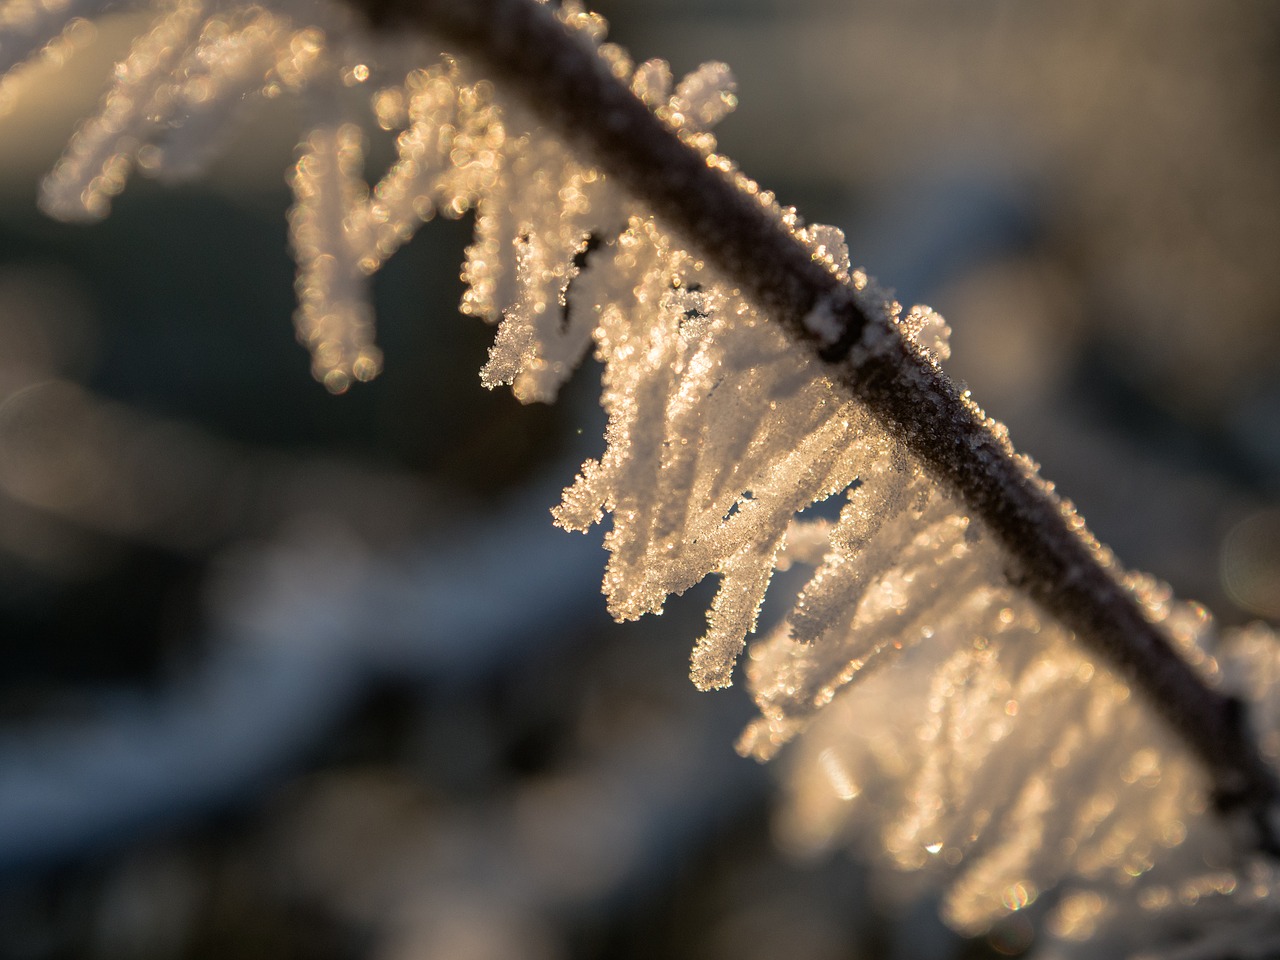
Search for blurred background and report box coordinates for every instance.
[0,0,1276,957]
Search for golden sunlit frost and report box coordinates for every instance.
[287,123,381,393]
[551,217,959,691]
[764,550,1280,943]
[6,1,1280,952]
[0,0,746,397]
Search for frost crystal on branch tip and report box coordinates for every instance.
[288,123,381,393]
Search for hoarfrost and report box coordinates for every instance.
[288,123,381,393]
[5,0,1280,950]
[549,215,925,690]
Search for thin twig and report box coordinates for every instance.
[361,0,1279,848]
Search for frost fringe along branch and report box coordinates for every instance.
[358,0,1280,843]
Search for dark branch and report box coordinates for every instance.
[361,0,1279,848]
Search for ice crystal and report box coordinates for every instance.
[287,123,381,392]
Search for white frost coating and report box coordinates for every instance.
[287,123,381,393]
[469,109,624,403]
[670,61,737,133]
[467,56,737,402]
[533,174,1258,943]
[363,58,506,270]
[664,59,737,155]
[549,215,917,690]
[39,0,210,220]
[144,7,293,181]
[899,303,951,363]
[12,0,741,399]
[800,222,852,282]
[10,3,1280,951]
[1032,622,1280,959]
[630,58,671,109]
[754,507,1280,943]
[20,0,411,385]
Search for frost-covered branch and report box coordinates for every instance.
[360,0,1280,845]
[4,0,1279,944]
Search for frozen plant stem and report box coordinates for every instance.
[362,0,1280,847]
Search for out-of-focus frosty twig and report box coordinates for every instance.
[0,409,768,955]
[0,449,606,874]
[278,678,763,960]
